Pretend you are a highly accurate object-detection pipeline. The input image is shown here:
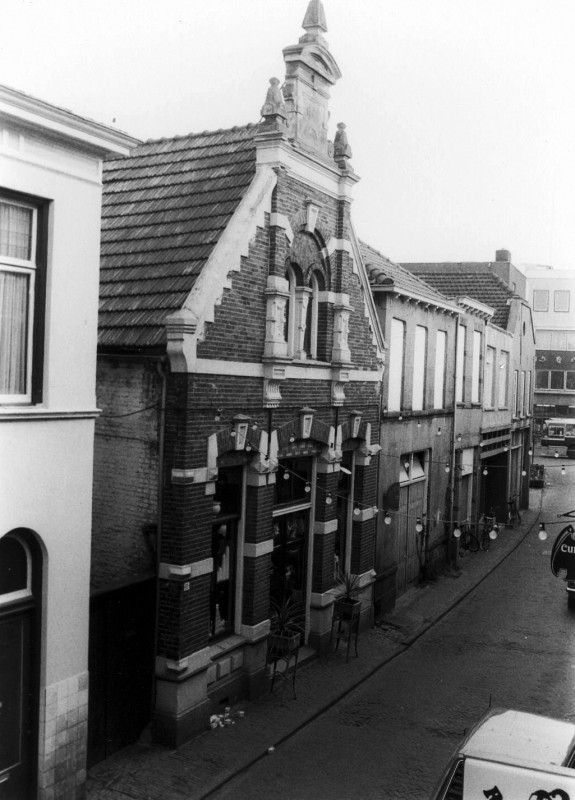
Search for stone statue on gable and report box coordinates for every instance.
[261,77,286,118]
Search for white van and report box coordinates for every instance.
[430,708,575,799]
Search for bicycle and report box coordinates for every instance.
[507,496,522,527]
[479,512,499,551]
[456,519,479,557]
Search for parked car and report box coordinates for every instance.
[430,708,575,799]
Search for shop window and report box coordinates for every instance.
[335,451,353,577]
[209,466,242,639]
[274,457,312,506]
[0,195,47,404]
[551,371,564,390]
[567,371,575,391]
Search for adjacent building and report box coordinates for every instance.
[0,86,136,799]
[524,264,575,430]
[90,0,384,756]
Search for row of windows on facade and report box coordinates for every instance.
[532,289,571,314]
[387,319,531,414]
[536,370,575,392]
[535,330,575,351]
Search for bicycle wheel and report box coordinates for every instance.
[480,529,491,551]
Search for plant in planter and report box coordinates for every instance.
[333,570,362,619]
[268,594,305,658]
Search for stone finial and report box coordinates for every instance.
[302,0,328,35]
[260,77,286,119]
[333,122,352,168]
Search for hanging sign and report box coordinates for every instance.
[550,524,575,579]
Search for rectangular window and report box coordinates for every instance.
[0,194,45,404]
[525,370,532,414]
[412,325,427,410]
[456,324,466,403]
[551,330,567,349]
[499,351,509,407]
[550,371,564,390]
[471,330,481,403]
[536,370,550,389]
[519,371,525,416]
[567,371,575,391]
[484,346,496,408]
[388,318,405,412]
[513,370,519,416]
[554,290,570,312]
[210,465,243,639]
[434,330,447,409]
[532,289,549,312]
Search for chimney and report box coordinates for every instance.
[496,249,511,262]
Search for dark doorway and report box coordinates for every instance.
[88,577,155,766]
[0,532,40,800]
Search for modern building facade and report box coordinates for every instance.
[524,264,575,430]
[0,86,136,799]
[90,0,384,756]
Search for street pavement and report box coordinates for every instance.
[87,496,544,800]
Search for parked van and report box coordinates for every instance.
[430,708,575,799]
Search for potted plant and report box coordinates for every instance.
[333,570,362,620]
[268,594,304,659]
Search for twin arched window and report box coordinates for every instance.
[285,263,327,361]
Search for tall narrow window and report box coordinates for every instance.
[284,265,297,358]
[525,370,532,414]
[433,330,447,409]
[513,370,519,416]
[303,270,325,360]
[388,318,405,411]
[471,330,481,403]
[0,199,39,403]
[456,324,466,403]
[499,351,509,407]
[484,346,496,409]
[210,465,242,639]
[519,371,525,416]
[412,325,427,411]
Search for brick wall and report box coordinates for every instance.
[91,358,161,591]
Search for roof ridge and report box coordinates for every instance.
[142,121,259,145]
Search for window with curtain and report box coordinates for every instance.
[0,198,39,403]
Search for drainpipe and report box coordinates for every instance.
[447,317,461,567]
[152,358,168,714]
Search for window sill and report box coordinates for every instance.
[0,407,100,421]
[208,634,245,659]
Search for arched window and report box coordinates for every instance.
[303,269,326,360]
[284,263,302,358]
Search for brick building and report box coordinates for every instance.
[90,1,384,757]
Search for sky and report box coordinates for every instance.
[3,0,575,271]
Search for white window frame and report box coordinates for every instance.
[498,351,509,408]
[434,330,447,409]
[471,330,481,404]
[0,198,37,404]
[532,289,549,312]
[456,324,466,403]
[388,318,405,412]
[412,325,427,411]
[484,346,496,409]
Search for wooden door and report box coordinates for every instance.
[0,607,35,799]
[397,480,426,596]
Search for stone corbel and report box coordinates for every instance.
[165,308,199,373]
[263,362,287,409]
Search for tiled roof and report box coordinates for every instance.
[99,125,258,348]
[402,263,515,329]
[360,242,454,307]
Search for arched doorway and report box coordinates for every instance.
[0,530,41,799]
